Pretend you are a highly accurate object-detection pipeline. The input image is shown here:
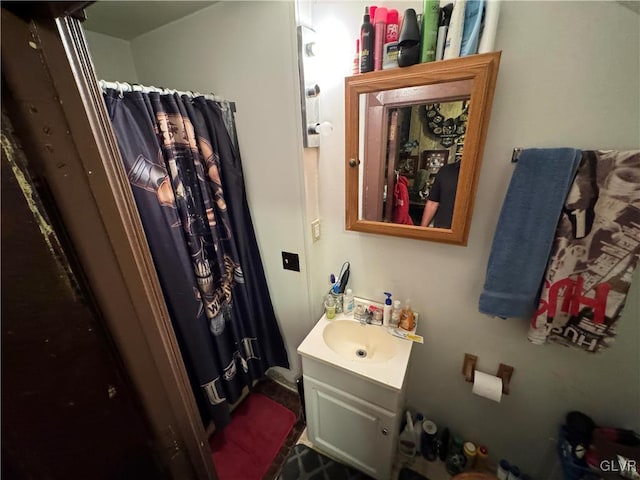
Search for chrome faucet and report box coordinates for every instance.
[354,304,369,325]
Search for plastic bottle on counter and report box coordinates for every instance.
[359,6,374,73]
[352,39,360,75]
[463,441,477,470]
[382,9,399,69]
[475,445,489,472]
[343,288,355,315]
[398,411,417,457]
[391,300,402,328]
[420,0,440,62]
[497,460,510,480]
[399,299,415,331]
[445,435,466,475]
[383,292,393,326]
[324,295,336,320]
[414,412,424,451]
[420,419,438,461]
[373,7,387,71]
[508,465,521,480]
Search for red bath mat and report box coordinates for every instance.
[210,392,297,480]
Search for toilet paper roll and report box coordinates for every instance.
[472,370,503,402]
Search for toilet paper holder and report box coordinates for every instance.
[462,353,514,395]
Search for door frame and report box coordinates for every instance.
[1,7,217,479]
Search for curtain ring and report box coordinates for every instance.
[115,81,124,99]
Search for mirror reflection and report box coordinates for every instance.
[359,79,473,229]
[345,52,501,245]
[382,100,468,227]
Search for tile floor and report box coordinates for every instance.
[260,375,492,480]
[296,427,453,480]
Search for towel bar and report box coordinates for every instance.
[511,148,522,162]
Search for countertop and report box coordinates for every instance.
[297,313,416,391]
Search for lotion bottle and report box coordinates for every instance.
[383,292,392,326]
[391,299,402,328]
[343,288,355,315]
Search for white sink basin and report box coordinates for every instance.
[297,310,415,390]
[323,320,398,363]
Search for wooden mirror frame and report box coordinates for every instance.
[345,52,501,245]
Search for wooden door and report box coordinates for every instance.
[1,122,165,480]
[1,6,216,479]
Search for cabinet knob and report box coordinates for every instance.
[349,158,360,168]
[381,428,389,436]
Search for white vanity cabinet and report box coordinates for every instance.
[303,374,399,479]
[298,314,412,480]
[297,313,414,479]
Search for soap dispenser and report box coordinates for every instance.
[399,299,415,331]
[383,292,392,326]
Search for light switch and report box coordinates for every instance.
[311,219,321,242]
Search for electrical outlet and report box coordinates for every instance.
[281,252,300,272]
[311,219,321,242]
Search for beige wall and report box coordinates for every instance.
[85,0,640,473]
[313,0,639,474]
[84,30,139,83]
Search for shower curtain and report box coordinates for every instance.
[102,88,289,429]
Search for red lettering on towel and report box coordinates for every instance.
[536,275,611,324]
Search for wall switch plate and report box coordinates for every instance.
[311,219,321,242]
[281,252,300,272]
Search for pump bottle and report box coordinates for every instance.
[399,299,415,331]
[383,292,392,326]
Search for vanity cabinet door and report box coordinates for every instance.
[303,375,396,480]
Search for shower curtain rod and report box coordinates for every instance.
[99,80,236,112]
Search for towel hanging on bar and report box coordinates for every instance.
[479,148,582,318]
[529,149,640,352]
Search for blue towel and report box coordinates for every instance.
[479,148,582,318]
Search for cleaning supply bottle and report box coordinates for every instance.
[343,288,355,315]
[359,7,374,73]
[399,299,415,331]
[398,411,417,457]
[391,299,402,328]
[383,292,392,326]
[373,7,387,71]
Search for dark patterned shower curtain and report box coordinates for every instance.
[103,89,289,429]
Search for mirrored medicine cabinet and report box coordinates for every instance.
[345,52,501,245]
